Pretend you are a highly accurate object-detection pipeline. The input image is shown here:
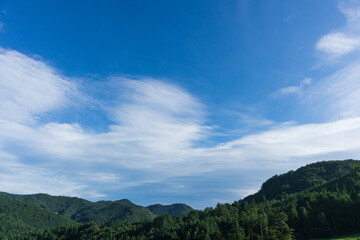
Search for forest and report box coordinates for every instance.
[1,160,360,240]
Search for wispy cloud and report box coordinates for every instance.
[1,46,360,203]
[316,32,360,56]
[206,117,360,168]
[0,52,209,199]
[2,1,360,205]
[316,0,360,58]
[0,48,78,123]
[304,62,360,119]
[302,1,360,120]
[0,160,90,197]
[273,77,312,97]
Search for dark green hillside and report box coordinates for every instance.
[6,193,156,225]
[6,193,92,218]
[0,193,75,238]
[146,203,193,216]
[267,169,360,238]
[244,159,360,202]
[0,192,191,238]
[115,199,138,207]
[10,160,360,240]
[72,200,155,225]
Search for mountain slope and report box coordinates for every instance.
[6,192,192,226]
[6,193,93,218]
[0,193,75,238]
[71,200,155,225]
[146,203,193,217]
[7,193,155,225]
[14,159,360,240]
[0,192,193,238]
[244,159,360,202]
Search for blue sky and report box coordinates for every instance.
[0,0,360,209]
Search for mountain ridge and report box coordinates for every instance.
[2,159,360,239]
[244,159,360,202]
[3,192,193,224]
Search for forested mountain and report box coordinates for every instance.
[5,159,360,240]
[4,193,155,225]
[6,192,193,222]
[70,200,155,225]
[146,203,193,217]
[5,193,93,219]
[0,193,75,239]
[244,159,360,202]
[0,192,192,238]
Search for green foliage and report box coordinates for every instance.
[6,159,360,240]
[7,193,156,225]
[72,201,155,225]
[146,203,193,217]
[0,193,75,238]
[244,159,360,202]
[6,193,193,226]
[6,193,93,218]
[14,201,294,240]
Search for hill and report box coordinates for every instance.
[6,193,155,224]
[7,192,193,221]
[146,203,193,217]
[244,159,360,202]
[5,193,93,219]
[70,200,155,225]
[10,159,360,239]
[7,193,193,223]
[0,192,192,238]
[0,193,75,239]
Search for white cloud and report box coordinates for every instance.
[110,79,207,155]
[0,161,88,197]
[279,86,300,94]
[339,0,360,29]
[316,1,360,57]
[275,77,312,96]
[0,55,209,197]
[207,117,360,164]
[316,32,360,55]
[1,43,360,203]
[0,48,77,123]
[304,62,360,119]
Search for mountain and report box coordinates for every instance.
[13,159,360,240]
[70,200,155,225]
[7,192,193,222]
[0,192,75,239]
[5,192,93,219]
[146,203,193,217]
[0,191,193,237]
[244,159,360,203]
[6,193,156,225]
[242,159,360,238]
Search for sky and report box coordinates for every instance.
[0,0,360,209]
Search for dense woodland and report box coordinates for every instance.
[1,160,360,239]
[0,193,191,239]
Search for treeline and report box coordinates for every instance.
[245,160,360,202]
[4,193,156,225]
[0,192,193,239]
[0,194,75,239]
[13,181,360,240]
[8,160,360,239]
[13,201,293,240]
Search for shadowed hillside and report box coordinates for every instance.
[4,160,360,240]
